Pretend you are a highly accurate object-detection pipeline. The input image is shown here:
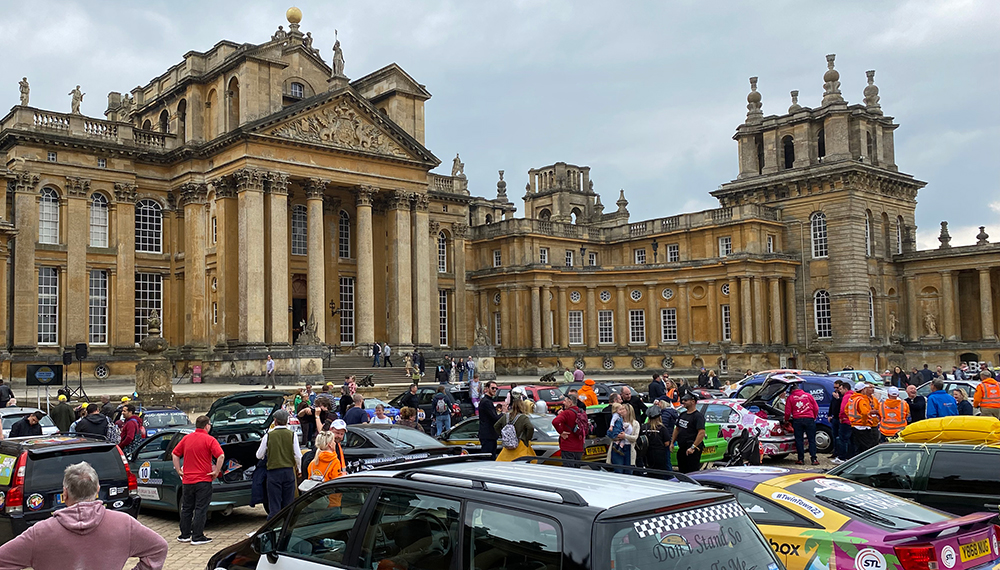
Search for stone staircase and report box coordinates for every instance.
[321,353,414,391]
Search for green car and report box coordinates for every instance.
[586,404,726,467]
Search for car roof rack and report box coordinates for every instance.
[512,456,702,485]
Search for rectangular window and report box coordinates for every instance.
[494,312,502,345]
[291,206,308,255]
[338,214,351,259]
[134,272,162,344]
[97,157,107,168]
[47,151,57,162]
[438,235,448,273]
[634,248,646,265]
[565,250,574,267]
[926,450,1000,495]
[466,505,561,570]
[598,310,614,344]
[493,250,501,268]
[38,267,59,345]
[89,198,108,248]
[212,302,218,325]
[340,277,355,345]
[629,309,645,344]
[588,251,597,266]
[568,310,583,345]
[539,247,549,265]
[88,269,108,345]
[721,304,731,341]
[211,216,217,245]
[661,308,677,342]
[719,236,732,257]
[667,243,679,262]
[766,235,774,253]
[439,290,448,346]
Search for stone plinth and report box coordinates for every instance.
[135,310,175,406]
[469,345,497,382]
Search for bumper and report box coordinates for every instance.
[760,435,796,456]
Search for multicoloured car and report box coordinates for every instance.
[692,467,1000,570]
[695,398,796,459]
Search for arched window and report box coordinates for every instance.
[485,213,493,224]
[782,135,795,169]
[864,210,872,257]
[437,231,448,273]
[38,188,60,244]
[135,199,162,253]
[290,82,304,98]
[538,208,551,221]
[896,216,904,254]
[227,77,240,128]
[90,193,109,248]
[817,129,826,160]
[158,109,169,133]
[142,119,152,131]
[754,133,764,174]
[810,212,828,258]
[814,290,832,338]
[338,210,350,258]
[866,131,874,161]
[571,207,582,224]
[868,289,876,338]
[176,99,187,142]
[291,204,307,255]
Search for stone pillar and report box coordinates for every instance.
[586,287,597,349]
[542,285,553,348]
[500,287,511,348]
[65,178,90,346]
[11,173,40,348]
[384,190,412,346]
[235,168,266,344]
[728,277,741,345]
[427,220,440,344]
[0,234,9,349]
[512,288,523,348]
[940,271,956,341]
[678,282,690,345]
[647,284,658,348]
[753,277,766,344]
[180,183,209,347]
[785,279,798,346]
[266,172,292,344]
[452,223,469,347]
[706,279,717,343]
[305,178,327,343]
[113,182,137,349]
[950,272,962,341]
[324,196,341,344]
[530,286,542,349]
[980,269,996,341]
[355,186,376,346]
[740,277,753,344]
[769,277,783,345]
[411,194,432,346]
[905,276,919,340]
[559,287,571,349]
[616,286,628,346]
[211,179,238,346]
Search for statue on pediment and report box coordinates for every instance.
[924,312,938,336]
[18,78,28,106]
[332,37,346,77]
[269,100,408,158]
[69,85,85,115]
[452,153,465,177]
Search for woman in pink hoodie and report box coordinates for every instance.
[0,461,167,570]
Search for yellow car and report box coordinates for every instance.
[438,414,611,462]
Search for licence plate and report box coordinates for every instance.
[54,493,64,505]
[960,538,991,562]
[586,445,607,457]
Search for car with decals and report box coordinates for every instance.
[362,397,400,421]
[692,467,1000,570]
[558,381,648,404]
[112,405,192,438]
[730,374,843,454]
[495,385,567,412]
[437,413,613,462]
[827,442,1000,517]
[725,370,817,397]
[694,398,796,460]
[0,435,140,542]
[584,404,728,466]
[206,391,287,444]
[830,369,887,387]
[207,456,784,570]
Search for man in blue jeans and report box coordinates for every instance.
[833,382,854,464]
[784,383,820,465]
[431,385,455,436]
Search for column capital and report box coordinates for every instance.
[266,172,290,195]
[429,220,440,236]
[411,193,430,212]
[113,182,137,203]
[178,182,209,207]
[210,176,236,199]
[234,168,266,193]
[355,185,377,207]
[451,222,469,239]
[10,171,40,194]
[65,176,90,197]
[387,189,411,210]
[323,195,342,213]
[939,270,953,276]
[304,178,327,199]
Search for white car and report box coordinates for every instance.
[1,407,60,438]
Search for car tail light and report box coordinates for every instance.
[6,451,28,514]
[894,545,937,570]
[117,446,138,496]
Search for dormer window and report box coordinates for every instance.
[290,82,304,98]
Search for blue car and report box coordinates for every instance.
[731,373,838,454]
[363,397,400,421]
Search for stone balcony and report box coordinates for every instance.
[428,172,469,195]
[0,106,180,152]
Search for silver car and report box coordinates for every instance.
[1,407,60,438]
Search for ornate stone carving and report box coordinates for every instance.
[661,356,674,369]
[631,356,645,370]
[574,357,586,370]
[496,170,507,199]
[18,77,29,106]
[746,77,763,123]
[428,220,440,236]
[296,313,322,345]
[266,172,290,195]
[269,100,408,158]
[64,177,89,198]
[938,221,951,249]
[864,70,882,114]
[821,54,844,105]
[69,85,85,114]
[165,191,176,210]
[411,193,430,212]
[234,168,266,192]
[976,226,990,245]
[788,90,801,113]
[10,171,40,194]
[323,195,342,214]
[136,309,174,405]
[178,183,209,207]
[451,223,469,239]
[304,178,327,199]
[474,319,490,346]
[113,182,137,203]
[602,355,615,370]
[924,312,938,336]
[355,185,376,207]
[387,189,411,210]
[210,176,236,199]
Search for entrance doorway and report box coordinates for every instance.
[292,299,307,343]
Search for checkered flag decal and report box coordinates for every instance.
[633,502,745,538]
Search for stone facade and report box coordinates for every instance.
[0,17,997,384]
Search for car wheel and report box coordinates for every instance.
[814,426,833,454]
[726,439,739,461]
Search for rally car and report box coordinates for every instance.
[695,398,796,459]
[584,404,728,466]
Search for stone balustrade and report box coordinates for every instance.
[429,172,469,195]
[2,106,178,151]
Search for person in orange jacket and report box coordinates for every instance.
[878,387,910,440]
[577,379,599,407]
[848,382,880,456]
[973,370,1000,419]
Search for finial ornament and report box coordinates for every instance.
[616,189,629,214]
[976,226,990,246]
[863,70,882,115]
[788,90,802,113]
[822,54,844,105]
[746,77,763,124]
[938,221,952,249]
[286,6,302,24]
[496,170,507,198]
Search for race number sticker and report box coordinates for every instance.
[138,461,152,484]
[941,545,957,569]
[855,548,886,570]
[771,492,824,519]
[417,409,426,421]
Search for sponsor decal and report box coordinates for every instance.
[720,466,788,474]
[138,461,151,484]
[0,455,16,485]
[112,500,124,509]
[855,548,886,570]
[941,545,957,569]
[417,409,426,421]
[0,491,5,508]
[993,536,998,560]
[136,486,159,501]
[27,493,44,511]
[653,534,692,561]
[769,540,801,556]
[813,478,855,493]
[771,492,824,519]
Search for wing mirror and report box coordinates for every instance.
[252,529,278,555]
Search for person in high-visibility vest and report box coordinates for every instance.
[973,370,1000,419]
[879,386,910,439]
[849,382,881,456]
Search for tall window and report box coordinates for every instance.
[814,290,832,339]
[629,310,645,344]
[494,312,502,345]
[588,251,597,266]
[39,188,60,244]
[290,82,304,98]
[338,210,350,258]
[766,235,775,253]
[661,308,677,342]
[211,216,217,244]
[865,211,872,256]
[667,244,679,262]
[634,248,646,265]
[38,267,58,344]
[437,232,448,273]
[565,250,574,267]
[291,204,307,255]
[782,135,795,169]
[135,199,162,253]
[438,290,448,346]
[135,273,162,343]
[721,304,731,341]
[212,302,218,325]
[896,216,904,254]
[539,248,549,265]
[88,269,108,344]
[817,129,826,160]
[493,250,501,267]
[811,212,828,258]
[340,277,354,345]
[718,236,732,257]
[868,289,876,338]
[568,311,583,345]
[598,310,614,344]
[89,193,109,247]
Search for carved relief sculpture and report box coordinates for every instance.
[888,311,898,337]
[270,100,408,158]
[924,312,938,336]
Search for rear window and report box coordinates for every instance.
[26,449,125,491]
[785,477,949,529]
[375,427,444,449]
[2,414,55,430]
[597,501,779,570]
[143,412,190,428]
[536,389,563,402]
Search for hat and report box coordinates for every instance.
[511,386,528,400]
[584,378,595,386]
[645,406,662,419]
[57,394,67,402]
[120,396,130,402]
[331,419,347,430]
[273,409,289,424]
[680,392,698,402]
[853,381,867,391]
[887,386,900,396]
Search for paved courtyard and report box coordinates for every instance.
[131,505,267,570]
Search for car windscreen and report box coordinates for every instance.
[364,398,389,410]
[376,427,445,449]
[785,478,950,529]
[209,397,281,428]
[2,414,55,430]
[26,449,125,491]
[529,415,559,439]
[143,412,191,428]
[597,501,779,570]
[535,388,563,402]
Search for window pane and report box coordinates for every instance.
[539,248,548,265]
[291,205,307,255]
[598,310,614,344]
[439,290,448,346]
[493,250,501,267]
[466,504,562,570]
[568,311,583,345]
[338,211,351,258]
[814,290,832,338]
[494,312,502,345]
[135,200,162,253]
[629,310,645,344]
[39,189,60,244]
[667,244,679,262]
[811,212,828,258]
[565,250,573,267]
[438,232,447,273]
[358,490,461,570]
[839,449,927,490]
[926,450,1000,494]
[89,270,108,344]
[661,308,677,342]
[38,267,59,344]
[634,248,645,265]
[135,273,162,343]
[721,304,731,341]
[279,486,370,565]
[90,194,108,248]
[340,277,354,345]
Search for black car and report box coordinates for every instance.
[0,435,141,542]
[208,456,783,570]
[340,424,465,471]
[828,442,1000,517]
[387,384,475,430]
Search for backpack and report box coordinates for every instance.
[635,432,650,457]
[106,421,121,444]
[500,414,521,450]
[435,395,448,414]
[571,408,590,436]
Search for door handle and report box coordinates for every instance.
[984,503,999,510]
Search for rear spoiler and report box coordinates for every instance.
[882,512,996,543]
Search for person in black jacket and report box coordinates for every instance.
[435,366,450,384]
[9,412,44,438]
[477,378,502,457]
[697,368,710,388]
[399,384,420,410]
[74,404,110,437]
[889,367,909,389]
[648,373,667,402]
[621,386,647,425]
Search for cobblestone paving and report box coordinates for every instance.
[130,505,267,570]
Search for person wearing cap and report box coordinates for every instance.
[9,411,45,438]
[925,378,958,419]
[670,393,705,473]
[256,409,302,519]
[847,382,881,456]
[879,387,910,440]
[973,370,1000,418]
[51,394,75,433]
[784,382,820,466]
[577,379,599,407]
[642,406,672,473]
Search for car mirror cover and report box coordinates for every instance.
[253,529,278,555]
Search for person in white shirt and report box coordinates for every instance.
[371,404,393,425]
[255,410,302,518]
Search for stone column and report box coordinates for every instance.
[65,178,90,346]
[559,287,571,349]
[905,276,919,340]
[706,279,717,343]
[0,234,9,349]
[384,190,412,346]
[500,287,511,348]
[753,277,766,344]
[530,286,542,349]
[113,182,137,349]
[512,288,523,348]
[355,186,376,346]
[265,175,290,345]
[950,272,962,341]
[411,194,432,346]
[542,285,553,347]
[940,271,956,341]
[324,196,341,344]
[586,287,597,348]
[785,279,798,346]
[305,179,327,343]
[235,168,266,344]
[427,220,440,344]
[647,284,659,348]
[740,277,753,344]
[180,182,209,347]
[980,269,996,341]
[11,174,39,348]
[211,179,238,345]
[769,277,783,345]
[452,223,469,347]
[616,286,628,346]
[728,277,741,345]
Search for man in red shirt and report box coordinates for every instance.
[783,383,820,466]
[171,416,224,546]
[552,394,586,464]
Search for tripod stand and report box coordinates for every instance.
[66,358,89,402]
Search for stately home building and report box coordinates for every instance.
[0,12,997,382]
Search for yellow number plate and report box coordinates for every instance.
[705,447,717,454]
[586,445,608,457]
[960,538,991,562]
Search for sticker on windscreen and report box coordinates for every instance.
[653,534,692,561]
[813,479,855,493]
[633,502,745,538]
[830,491,902,510]
[855,548,886,570]
[771,492,824,519]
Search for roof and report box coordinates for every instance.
[0,435,116,452]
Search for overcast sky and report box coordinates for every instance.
[2,0,997,249]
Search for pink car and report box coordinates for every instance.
[696,398,796,459]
